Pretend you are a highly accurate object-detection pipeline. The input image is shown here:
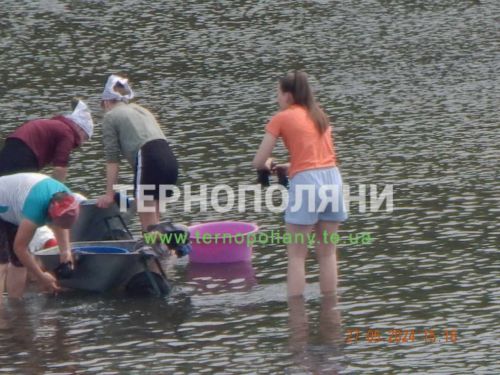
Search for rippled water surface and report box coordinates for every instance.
[0,0,498,373]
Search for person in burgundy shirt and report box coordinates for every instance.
[0,100,94,181]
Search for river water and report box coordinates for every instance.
[0,0,498,374]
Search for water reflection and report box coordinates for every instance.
[286,294,344,375]
[0,293,193,373]
[186,261,257,294]
[0,297,77,374]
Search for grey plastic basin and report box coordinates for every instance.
[34,240,149,292]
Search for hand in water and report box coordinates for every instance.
[39,272,61,294]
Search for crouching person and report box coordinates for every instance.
[0,173,79,298]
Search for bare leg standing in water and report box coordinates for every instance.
[287,293,343,374]
[315,221,340,295]
[0,264,6,296]
[286,224,313,297]
[286,221,341,297]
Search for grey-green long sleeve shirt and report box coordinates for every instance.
[102,102,167,166]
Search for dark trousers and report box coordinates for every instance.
[0,138,39,176]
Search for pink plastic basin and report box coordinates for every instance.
[188,221,259,263]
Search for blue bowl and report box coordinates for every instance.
[73,246,128,254]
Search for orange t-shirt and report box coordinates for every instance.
[265,105,337,178]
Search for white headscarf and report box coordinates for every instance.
[101,74,135,102]
[67,100,94,139]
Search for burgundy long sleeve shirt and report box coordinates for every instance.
[8,116,82,168]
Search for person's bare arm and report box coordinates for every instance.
[14,219,60,292]
[252,133,277,170]
[97,162,119,208]
[49,225,73,264]
[52,166,68,182]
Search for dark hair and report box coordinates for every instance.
[51,191,73,203]
[114,80,129,96]
[71,97,81,111]
[279,71,329,134]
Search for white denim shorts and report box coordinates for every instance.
[285,167,348,225]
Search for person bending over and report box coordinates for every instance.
[0,100,94,181]
[0,173,79,298]
[97,74,178,233]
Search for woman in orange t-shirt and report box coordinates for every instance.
[253,71,347,297]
